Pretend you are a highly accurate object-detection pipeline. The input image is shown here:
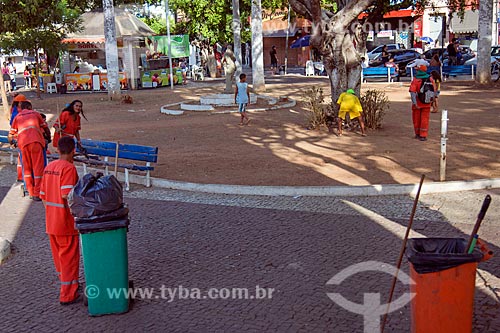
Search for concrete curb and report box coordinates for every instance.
[0,237,11,264]
[74,166,500,196]
[149,177,500,196]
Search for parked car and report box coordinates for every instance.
[367,43,406,60]
[369,49,421,76]
[464,46,500,66]
[424,46,475,65]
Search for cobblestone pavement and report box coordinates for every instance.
[0,164,498,332]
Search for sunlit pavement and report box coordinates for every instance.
[0,163,498,331]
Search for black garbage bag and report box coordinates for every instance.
[76,217,130,234]
[407,238,483,274]
[68,173,123,218]
[75,204,129,224]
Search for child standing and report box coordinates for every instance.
[430,70,441,113]
[337,89,366,137]
[40,136,80,305]
[235,73,250,125]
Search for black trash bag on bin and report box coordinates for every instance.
[74,204,129,223]
[68,173,123,218]
[407,238,483,274]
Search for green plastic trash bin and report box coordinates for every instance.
[78,218,130,316]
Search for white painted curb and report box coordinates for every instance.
[75,167,500,197]
[149,177,500,197]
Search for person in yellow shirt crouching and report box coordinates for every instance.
[337,89,366,137]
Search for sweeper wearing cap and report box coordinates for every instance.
[10,94,28,182]
[8,100,50,201]
[336,89,367,137]
[409,65,436,141]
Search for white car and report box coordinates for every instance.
[367,43,406,60]
[464,46,500,65]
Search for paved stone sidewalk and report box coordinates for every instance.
[0,164,498,332]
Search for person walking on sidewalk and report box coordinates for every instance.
[409,65,435,141]
[235,73,251,126]
[40,136,80,305]
[270,45,278,74]
[8,100,50,200]
[336,89,366,137]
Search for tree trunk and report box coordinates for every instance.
[323,21,366,110]
[476,0,493,84]
[251,0,266,92]
[232,0,242,80]
[289,0,374,108]
[103,0,121,100]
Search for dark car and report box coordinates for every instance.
[369,49,421,76]
[424,46,475,65]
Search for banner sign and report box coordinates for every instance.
[146,35,190,59]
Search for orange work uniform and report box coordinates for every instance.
[9,109,48,197]
[409,77,435,139]
[53,111,81,148]
[40,159,80,303]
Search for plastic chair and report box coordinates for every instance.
[305,60,315,76]
[46,82,57,94]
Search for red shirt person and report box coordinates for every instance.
[409,65,436,141]
[40,136,80,305]
[53,100,86,148]
[8,101,50,200]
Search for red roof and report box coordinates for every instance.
[358,9,418,19]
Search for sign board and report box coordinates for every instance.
[146,35,190,59]
[377,30,394,38]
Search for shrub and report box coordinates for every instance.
[302,87,328,130]
[360,89,389,129]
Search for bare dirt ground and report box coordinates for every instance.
[2,74,500,186]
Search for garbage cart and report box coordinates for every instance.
[69,173,131,316]
[406,238,485,333]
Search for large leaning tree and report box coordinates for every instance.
[288,0,475,106]
[288,0,416,103]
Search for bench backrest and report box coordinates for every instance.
[362,67,396,76]
[442,65,475,75]
[0,130,9,144]
[406,65,475,76]
[80,139,158,163]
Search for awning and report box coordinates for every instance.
[62,37,105,44]
[62,9,155,44]
[450,10,478,34]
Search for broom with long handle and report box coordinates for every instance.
[380,174,425,333]
[464,195,491,253]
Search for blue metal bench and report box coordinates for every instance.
[407,65,476,80]
[79,139,158,190]
[362,67,398,83]
[0,130,158,191]
[0,130,16,164]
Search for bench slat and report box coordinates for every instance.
[80,139,158,163]
[81,139,157,154]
